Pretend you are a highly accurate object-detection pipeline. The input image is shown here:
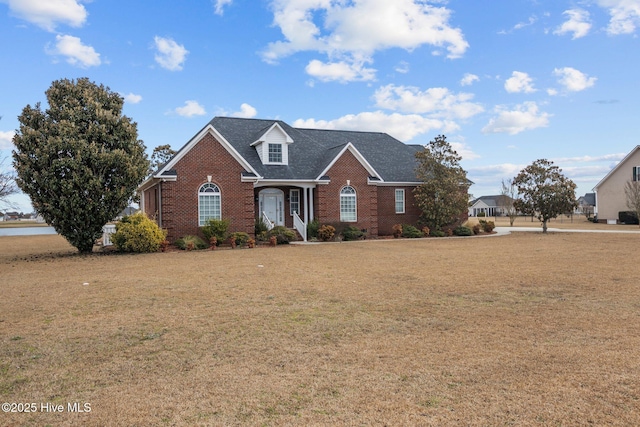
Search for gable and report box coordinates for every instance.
[594,145,640,191]
[250,122,294,165]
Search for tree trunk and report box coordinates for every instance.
[542,220,548,233]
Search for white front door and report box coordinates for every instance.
[260,189,284,226]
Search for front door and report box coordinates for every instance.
[260,189,284,226]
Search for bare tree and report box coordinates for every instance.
[624,180,640,227]
[498,178,518,226]
[0,157,19,210]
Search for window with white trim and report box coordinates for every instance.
[268,144,282,163]
[198,183,221,226]
[340,186,357,222]
[395,189,405,214]
[290,189,300,216]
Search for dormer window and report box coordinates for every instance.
[251,122,293,166]
[268,143,282,163]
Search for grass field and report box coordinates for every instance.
[1,231,639,426]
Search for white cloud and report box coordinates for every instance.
[499,15,537,34]
[553,67,596,92]
[154,36,188,71]
[122,93,142,104]
[554,9,592,39]
[48,34,101,68]
[552,153,626,163]
[460,73,479,86]
[450,140,480,161]
[231,103,257,118]
[597,0,640,35]
[395,61,410,74]
[482,102,551,135]
[373,84,484,120]
[504,71,536,94]
[294,111,457,142]
[305,59,376,83]
[174,100,206,117]
[213,0,233,15]
[263,0,468,81]
[1,0,87,31]
[0,130,15,150]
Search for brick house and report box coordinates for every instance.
[138,117,431,242]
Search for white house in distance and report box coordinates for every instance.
[593,145,640,224]
[468,195,512,217]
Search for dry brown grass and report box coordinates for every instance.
[1,232,639,426]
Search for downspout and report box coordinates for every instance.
[158,180,163,227]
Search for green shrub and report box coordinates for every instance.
[430,230,446,237]
[201,218,230,245]
[477,211,486,217]
[342,225,365,241]
[268,226,297,244]
[453,226,473,236]
[401,224,423,238]
[229,231,250,247]
[317,225,336,242]
[175,235,208,250]
[255,216,269,236]
[307,219,320,239]
[619,211,639,224]
[480,220,495,232]
[112,213,166,253]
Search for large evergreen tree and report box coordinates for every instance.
[413,135,470,231]
[513,159,577,233]
[12,78,149,253]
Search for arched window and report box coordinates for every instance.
[340,186,357,222]
[198,183,221,226]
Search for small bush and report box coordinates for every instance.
[201,218,230,245]
[342,225,365,241]
[255,217,270,236]
[401,224,423,238]
[472,224,481,235]
[453,226,473,236]
[430,230,446,237]
[175,235,208,250]
[112,213,166,253]
[480,220,495,233]
[268,226,297,244]
[421,226,430,236]
[229,231,250,247]
[307,219,320,239]
[317,225,336,242]
[392,224,403,238]
[477,211,486,217]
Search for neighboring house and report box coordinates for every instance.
[4,211,20,221]
[138,117,442,242]
[115,206,138,220]
[576,193,595,217]
[593,145,640,223]
[468,195,513,217]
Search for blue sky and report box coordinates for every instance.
[1,0,640,212]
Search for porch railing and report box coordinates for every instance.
[102,223,116,246]
[293,211,307,242]
[262,211,275,231]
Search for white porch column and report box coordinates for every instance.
[308,187,314,221]
[304,187,309,226]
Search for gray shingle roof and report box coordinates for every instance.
[205,117,422,182]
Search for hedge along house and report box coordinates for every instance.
[138,117,427,242]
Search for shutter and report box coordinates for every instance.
[634,166,638,182]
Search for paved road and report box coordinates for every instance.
[494,226,640,236]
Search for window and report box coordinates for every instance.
[198,183,221,226]
[290,189,300,216]
[340,186,357,222]
[634,166,640,182]
[268,144,282,163]
[395,189,405,214]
